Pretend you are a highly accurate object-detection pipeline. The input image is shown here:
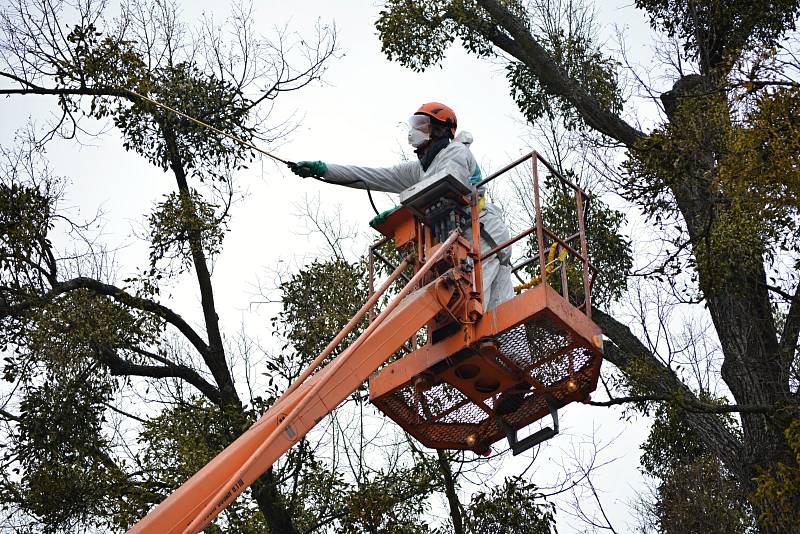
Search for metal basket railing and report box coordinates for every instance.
[477,151,599,318]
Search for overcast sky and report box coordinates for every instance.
[1,1,670,531]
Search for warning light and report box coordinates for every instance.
[566,379,578,393]
[465,434,478,447]
[477,339,499,358]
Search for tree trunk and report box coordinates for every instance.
[164,128,238,406]
[660,74,793,489]
[435,450,465,534]
[163,127,300,533]
[252,470,301,534]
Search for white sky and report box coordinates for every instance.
[1,1,671,532]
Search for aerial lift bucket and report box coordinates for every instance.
[367,152,603,455]
[369,283,603,454]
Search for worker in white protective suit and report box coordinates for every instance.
[290,102,514,310]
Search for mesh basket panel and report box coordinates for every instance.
[497,317,571,371]
[421,382,469,418]
[439,399,490,424]
[372,312,601,450]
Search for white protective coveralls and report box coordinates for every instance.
[324,132,514,310]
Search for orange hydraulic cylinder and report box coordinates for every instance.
[126,280,453,534]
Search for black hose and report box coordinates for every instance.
[310,176,381,217]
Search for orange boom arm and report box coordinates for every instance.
[128,233,464,534]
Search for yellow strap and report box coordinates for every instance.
[513,242,568,293]
[477,195,486,212]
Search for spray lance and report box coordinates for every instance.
[124,88,380,215]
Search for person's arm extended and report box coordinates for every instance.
[323,161,420,194]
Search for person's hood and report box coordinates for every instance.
[454,131,473,145]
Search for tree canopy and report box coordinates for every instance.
[1,0,799,532]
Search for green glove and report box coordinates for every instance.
[290,160,328,178]
[369,205,401,228]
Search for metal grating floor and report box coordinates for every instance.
[372,315,601,450]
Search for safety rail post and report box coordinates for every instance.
[532,152,597,316]
[470,190,484,305]
[368,242,376,323]
[575,188,591,319]
[531,153,548,289]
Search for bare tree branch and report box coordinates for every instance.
[0,76,129,99]
[1,276,210,358]
[102,401,149,425]
[474,0,644,145]
[591,307,746,476]
[585,395,777,414]
[99,347,221,405]
[0,409,20,422]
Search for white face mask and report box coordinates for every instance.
[408,128,430,148]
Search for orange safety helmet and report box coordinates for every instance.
[414,102,457,137]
